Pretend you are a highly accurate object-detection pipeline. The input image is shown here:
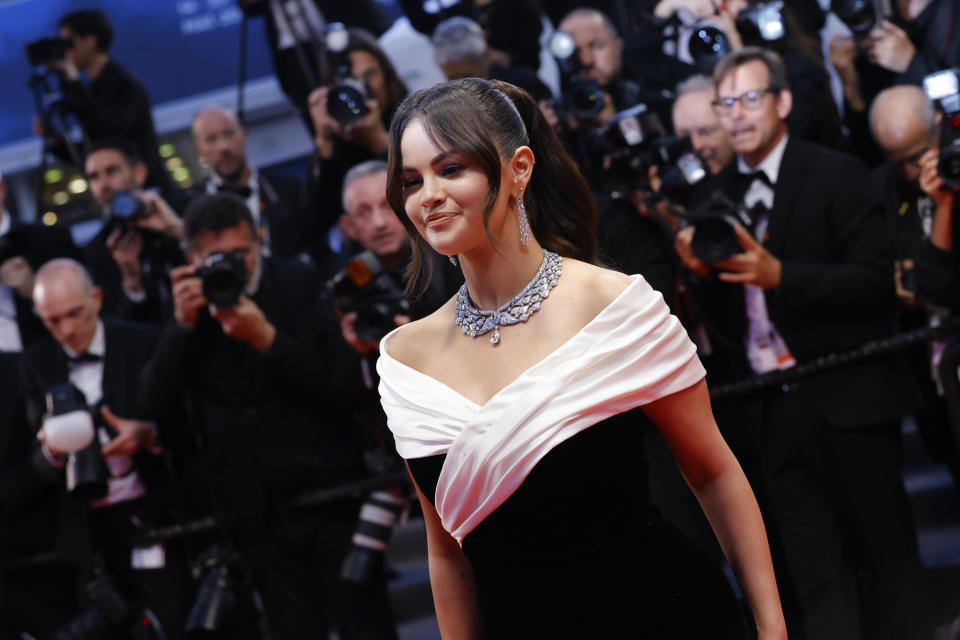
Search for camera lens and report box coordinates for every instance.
[938,146,960,188]
[688,25,731,68]
[327,83,369,125]
[568,79,606,120]
[831,0,876,35]
[109,191,143,220]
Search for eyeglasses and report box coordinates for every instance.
[712,88,778,114]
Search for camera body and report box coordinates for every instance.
[659,11,732,71]
[832,0,878,35]
[326,251,410,343]
[322,22,370,126]
[923,68,960,189]
[686,192,754,264]
[25,36,72,66]
[548,30,609,122]
[587,104,710,199]
[56,574,164,640]
[737,1,786,43]
[195,251,247,309]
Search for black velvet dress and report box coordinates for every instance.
[408,407,750,639]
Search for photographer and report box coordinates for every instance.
[830,0,960,165]
[142,193,396,637]
[190,106,309,262]
[916,145,960,309]
[0,171,80,351]
[673,73,736,175]
[674,47,938,638]
[18,259,189,638]
[35,10,170,193]
[304,28,409,245]
[82,139,185,325]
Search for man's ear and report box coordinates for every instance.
[776,88,793,121]
[133,161,149,188]
[339,214,360,241]
[91,285,103,313]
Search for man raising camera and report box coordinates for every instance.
[37,10,170,192]
[82,138,185,325]
[674,47,937,639]
[143,193,396,637]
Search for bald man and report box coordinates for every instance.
[190,106,308,260]
[20,258,190,636]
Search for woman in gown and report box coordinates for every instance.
[376,77,786,639]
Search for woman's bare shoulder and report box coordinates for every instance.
[383,298,456,370]
[560,259,635,315]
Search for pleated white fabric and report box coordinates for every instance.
[376,275,705,544]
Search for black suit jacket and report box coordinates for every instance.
[16,319,167,563]
[695,137,923,427]
[141,256,362,543]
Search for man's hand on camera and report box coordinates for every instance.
[894,259,919,308]
[134,191,184,241]
[171,265,207,328]
[0,256,35,299]
[919,148,954,209]
[309,87,340,160]
[829,34,867,111]
[674,226,711,277]
[99,406,161,459]
[211,296,276,352]
[341,99,389,155]
[106,228,144,294]
[866,20,915,73]
[43,57,79,82]
[338,311,410,355]
[714,223,782,289]
[36,428,64,460]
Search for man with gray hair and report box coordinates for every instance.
[674,46,937,639]
[672,74,735,176]
[430,16,552,101]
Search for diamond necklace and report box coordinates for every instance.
[454,250,563,345]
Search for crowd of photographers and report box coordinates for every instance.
[2,0,960,638]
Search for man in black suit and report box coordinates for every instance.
[0,172,80,351]
[190,106,309,262]
[675,47,936,640]
[18,258,189,637]
[82,139,186,325]
[142,193,397,638]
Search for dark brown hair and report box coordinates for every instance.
[386,78,598,297]
[713,46,789,93]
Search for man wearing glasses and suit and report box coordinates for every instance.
[674,47,938,640]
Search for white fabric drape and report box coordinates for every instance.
[377,275,705,544]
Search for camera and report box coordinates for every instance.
[831,0,878,35]
[326,251,411,343]
[42,383,110,502]
[685,192,754,264]
[923,69,960,189]
[549,30,608,121]
[737,1,786,43]
[322,23,370,125]
[107,190,149,223]
[195,251,247,309]
[659,11,733,71]
[56,574,164,640]
[25,36,72,66]
[187,545,241,638]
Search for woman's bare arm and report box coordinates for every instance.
[643,379,787,640]
[407,462,481,639]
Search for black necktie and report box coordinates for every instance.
[217,183,253,199]
[66,351,102,364]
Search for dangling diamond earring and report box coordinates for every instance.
[517,195,530,245]
[449,255,458,266]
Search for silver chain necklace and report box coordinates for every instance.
[454,250,563,345]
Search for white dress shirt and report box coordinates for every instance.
[736,134,796,374]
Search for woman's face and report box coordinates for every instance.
[398,119,508,256]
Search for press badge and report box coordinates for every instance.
[131,543,166,569]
